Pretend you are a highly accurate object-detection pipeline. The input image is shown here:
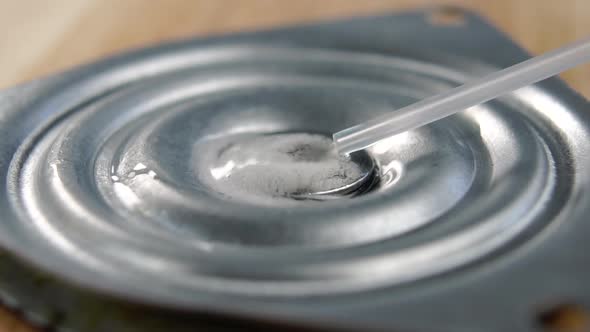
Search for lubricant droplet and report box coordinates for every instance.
[199,133,374,201]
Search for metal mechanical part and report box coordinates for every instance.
[0,8,589,332]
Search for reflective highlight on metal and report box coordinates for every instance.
[0,9,590,332]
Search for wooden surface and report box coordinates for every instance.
[0,1,589,331]
[1,0,590,97]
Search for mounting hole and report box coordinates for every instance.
[538,303,590,332]
[428,6,467,26]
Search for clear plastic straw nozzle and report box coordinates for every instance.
[333,37,590,155]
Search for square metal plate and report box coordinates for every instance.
[1,7,589,332]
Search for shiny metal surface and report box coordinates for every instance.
[194,132,376,201]
[0,10,590,332]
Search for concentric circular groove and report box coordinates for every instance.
[1,46,581,306]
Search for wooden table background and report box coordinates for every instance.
[0,1,589,331]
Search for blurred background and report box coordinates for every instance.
[0,1,589,331]
[1,0,590,98]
